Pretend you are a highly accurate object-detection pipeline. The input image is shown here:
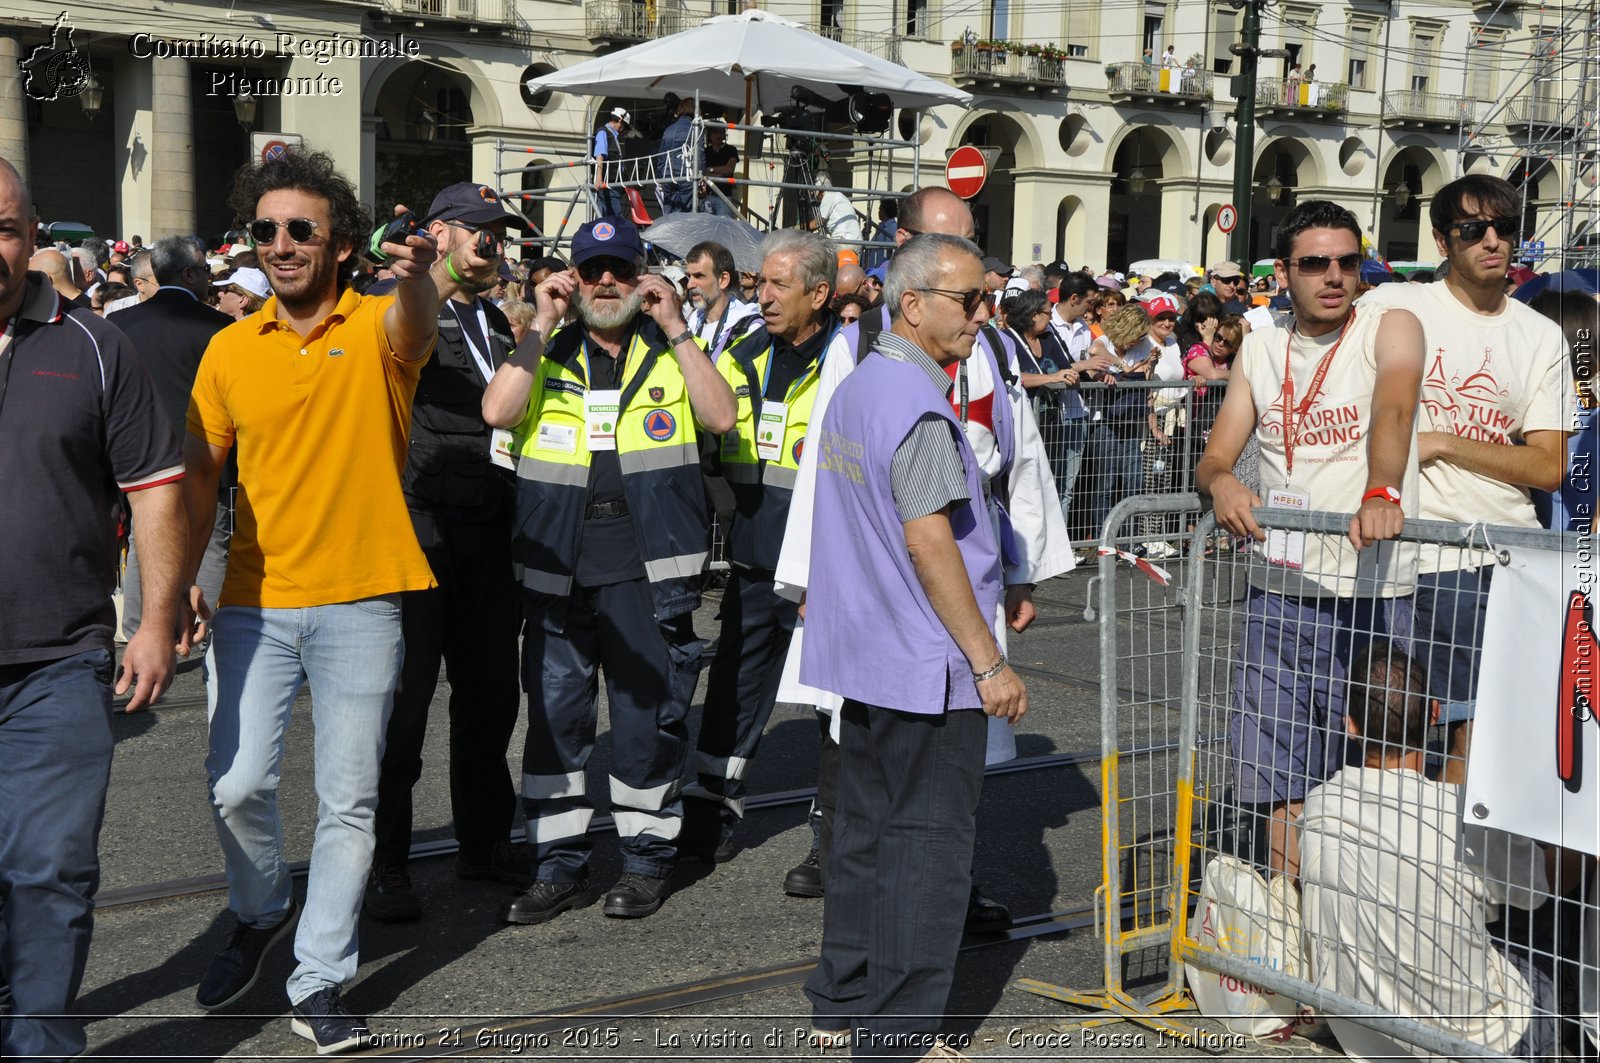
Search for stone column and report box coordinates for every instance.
[149,56,195,236]
[0,36,31,193]
[114,55,154,242]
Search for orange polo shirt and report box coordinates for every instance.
[187,287,437,608]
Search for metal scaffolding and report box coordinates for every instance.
[1456,0,1600,268]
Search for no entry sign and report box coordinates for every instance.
[1217,203,1239,234]
[945,145,989,200]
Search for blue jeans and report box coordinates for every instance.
[702,193,735,217]
[595,185,628,221]
[0,650,115,1061]
[1086,424,1143,539]
[206,598,403,1005]
[1039,412,1088,530]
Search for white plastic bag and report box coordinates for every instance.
[1184,854,1324,1041]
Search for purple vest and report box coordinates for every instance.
[801,351,1002,713]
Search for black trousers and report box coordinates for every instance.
[804,701,985,1060]
[374,508,521,866]
[686,569,800,826]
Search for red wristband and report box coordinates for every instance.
[1362,485,1401,506]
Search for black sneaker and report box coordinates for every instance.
[195,897,299,1011]
[455,840,533,887]
[602,872,671,918]
[363,862,421,923]
[289,986,370,1055]
[964,883,1013,933]
[677,813,737,864]
[502,879,597,925]
[783,845,824,898]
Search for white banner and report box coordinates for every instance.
[1464,545,1600,857]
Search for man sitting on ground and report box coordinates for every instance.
[1299,640,1554,1062]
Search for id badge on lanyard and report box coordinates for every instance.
[756,402,788,461]
[1263,487,1309,569]
[586,390,621,451]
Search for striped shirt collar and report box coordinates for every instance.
[873,330,953,396]
[18,272,65,324]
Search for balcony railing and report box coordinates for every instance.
[811,24,902,64]
[1506,96,1587,129]
[951,47,1069,90]
[386,0,514,21]
[1105,62,1213,100]
[1256,78,1348,114]
[586,0,699,41]
[1382,89,1481,127]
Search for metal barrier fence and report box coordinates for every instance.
[1030,378,1229,551]
[1020,501,1600,1060]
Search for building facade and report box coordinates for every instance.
[4,0,1593,268]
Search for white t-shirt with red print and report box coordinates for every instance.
[1240,307,1419,598]
[1359,281,1568,571]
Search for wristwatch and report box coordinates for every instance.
[1361,485,1402,505]
[667,329,695,348]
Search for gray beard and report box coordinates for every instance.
[576,287,643,331]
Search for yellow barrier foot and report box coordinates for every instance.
[1010,979,1231,1054]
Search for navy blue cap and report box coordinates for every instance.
[423,183,522,228]
[571,217,645,267]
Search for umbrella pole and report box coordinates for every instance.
[741,77,753,220]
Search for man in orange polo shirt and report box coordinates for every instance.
[178,148,439,1056]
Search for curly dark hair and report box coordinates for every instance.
[227,148,371,284]
[1273,200,1361,262]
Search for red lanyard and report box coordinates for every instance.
[1281,309,1355,475]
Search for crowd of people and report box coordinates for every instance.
[3,137,1596,1063]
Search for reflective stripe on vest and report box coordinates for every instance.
[511,324,708,617]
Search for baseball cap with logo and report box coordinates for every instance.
[1141,293,1182,318]
[423,182,524,229]
[570,216,646,267]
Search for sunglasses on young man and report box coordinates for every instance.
[1446,216,1521,244]
[248,218,322,245]
[1283,253,1364,274]
[916,287,986,315]
[577,257,640,283]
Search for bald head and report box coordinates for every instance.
[0,157,30,220]
[835,263,866,296]
[30,248,76,290]
[896,187,975,244]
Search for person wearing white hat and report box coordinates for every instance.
[593,108,631,219]
[213,267,271,321]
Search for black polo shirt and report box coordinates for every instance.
[0,273,184,665]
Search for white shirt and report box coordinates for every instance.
[1357,281,1570,570]
[1300,766,1546,1061]
[817,191,863,246]
[1241,311,1420,598]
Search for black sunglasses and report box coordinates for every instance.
[916,287,985,315]
[577,257,640,283]
[1212,275,1243,284]
[248,218,321,245]
[1284,253,1363,274]
[1447,216,1521,244]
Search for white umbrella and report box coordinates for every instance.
[525,9,971,113]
